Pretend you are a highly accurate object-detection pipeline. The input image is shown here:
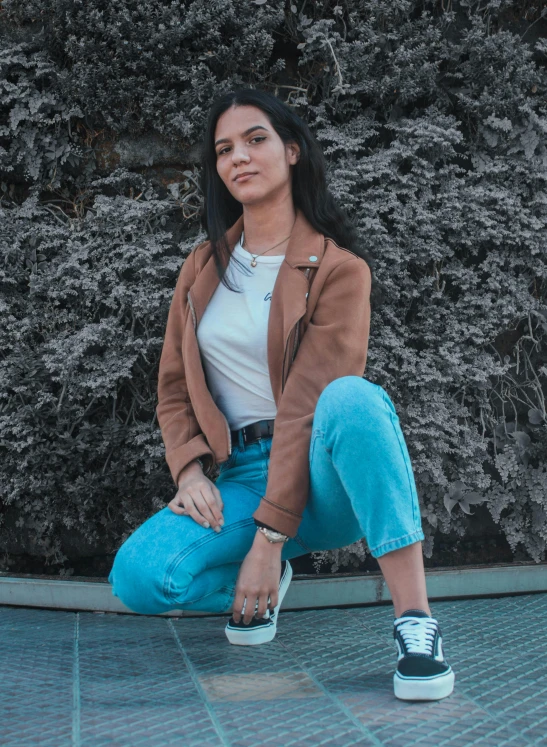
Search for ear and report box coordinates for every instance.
[287,141,301,165]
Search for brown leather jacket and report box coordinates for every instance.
[156,207,372,537]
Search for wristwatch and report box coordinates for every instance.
[257,526,289,544]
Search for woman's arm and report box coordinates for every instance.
[156,245,215,487]
[253,256,372,536]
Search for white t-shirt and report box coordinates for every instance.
[196,231,284,431]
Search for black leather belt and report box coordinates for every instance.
[230,418,275,447]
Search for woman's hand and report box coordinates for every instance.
[232,531,283,624]
[168,462,224,532]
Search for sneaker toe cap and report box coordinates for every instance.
[398,655,451,678]
[228,615,272,630]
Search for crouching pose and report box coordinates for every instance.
[109,88,455,702]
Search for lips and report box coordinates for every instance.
[233,172,257,182]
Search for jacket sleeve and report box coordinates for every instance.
[252,257,372,537]
[156,245,215,487]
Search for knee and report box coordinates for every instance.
[317,376,385,419]
[109,537,173,615]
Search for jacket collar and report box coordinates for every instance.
[223,207,325,269]
[189,207,325,325]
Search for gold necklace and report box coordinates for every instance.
[242,216,297,267]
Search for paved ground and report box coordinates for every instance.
[0,593,545,746]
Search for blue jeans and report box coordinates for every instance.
[108,376,424,615]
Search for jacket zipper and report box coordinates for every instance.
[281,268,312,393]
[291,315,301,363]
[187,290,197,330]
[281,331,291,393]
[188,290,232,457]
[222,411,232,456]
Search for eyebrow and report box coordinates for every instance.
[214,125,269,147]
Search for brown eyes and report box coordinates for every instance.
[217,136,266,157]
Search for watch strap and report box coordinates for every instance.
[257,525,289,543]
[254,519,278,531]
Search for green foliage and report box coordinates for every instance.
[5,0,286,137]
[0,171,201,566]
[0,0,546,573]
[0,39,87,189]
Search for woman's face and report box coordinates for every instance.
[214,104,300,206]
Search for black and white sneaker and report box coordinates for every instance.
[393,609,455,700]
[225,560,293,645]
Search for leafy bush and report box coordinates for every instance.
[0,0,546,574]
[5,0,286,137]
[0,37,86,189]
[0,171,202,567]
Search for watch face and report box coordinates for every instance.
[258,527,287,542]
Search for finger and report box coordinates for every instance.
[203,487,224,526]
[255,591,270,620]
[212,494,224,523]
[269,590,279,612]
[180,493,209,527]
[243,591,259,625]
[186,502,211,529]
[232,588,246,624]
[213,485,224,512]
[167,495,187,516]
[192,492,222,530]
[184,490,216,528]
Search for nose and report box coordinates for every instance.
[231,144,250,165]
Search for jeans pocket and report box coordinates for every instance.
[218,448,239,474]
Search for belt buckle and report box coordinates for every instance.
[245,422,260,444]
[242,421,269,445]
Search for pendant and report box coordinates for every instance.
[251,259,257,267]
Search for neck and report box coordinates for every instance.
[241,193,296,255]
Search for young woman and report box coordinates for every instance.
[108,88,455,702]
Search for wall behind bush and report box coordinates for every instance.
[0,0,546,575]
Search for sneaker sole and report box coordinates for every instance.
[225,561,293,645]
[394,668,455,701]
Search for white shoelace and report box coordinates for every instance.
[394,616,438,656]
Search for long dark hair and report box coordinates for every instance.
[199,88,379,305]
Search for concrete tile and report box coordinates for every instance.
[2,592,547,745]
[199,670,325,702]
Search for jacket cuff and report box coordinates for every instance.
[166,435,215,486]
[252,499,302,538]
[196,453,215,478]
